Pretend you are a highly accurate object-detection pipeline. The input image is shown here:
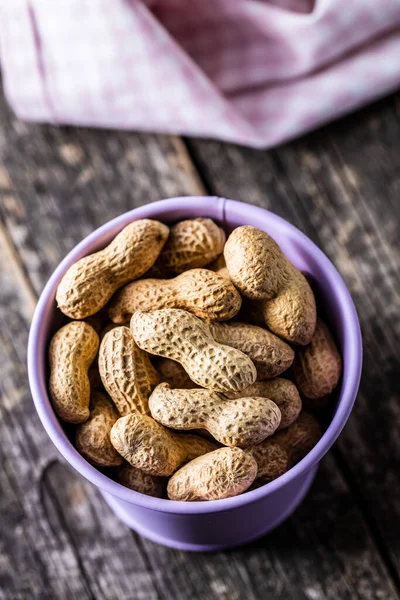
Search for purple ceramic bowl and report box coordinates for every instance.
[28,197,362,551]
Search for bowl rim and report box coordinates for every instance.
[28,197,362,515]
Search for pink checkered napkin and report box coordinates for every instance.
[1,0,400,149]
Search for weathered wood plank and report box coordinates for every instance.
[0,87,398,599]
[0,225,93,600]
[41,462,161,600]
[0,120,205,295]
[187,92,400,579]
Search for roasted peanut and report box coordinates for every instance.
[273,411,322,466]
[209,321,294,379]
[224,226,316,344]
[56,219,169,319]
[167,447,258,501]
[292,318,342,403]
[131,309,257,393]
[117,463,167,497]
[108,269,241,324]
[156,358,199,389]
[75,391,122,467]
[154,218,225,274]
[49,321,99,423]
[247,439,289,488]
[110,413,218,476]
[149,383,281,447]
[226,378,301,430]
[99,326,159,416]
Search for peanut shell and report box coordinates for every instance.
[226,378,302,430]
[75,391,122,467]
[49,321,99,423]
[167,447,258,501]
[99,326,159,416]
[117,463,167,497]
[56,219,169,319]
[110,413,218,476]
[108,269,241,324]
[155,218,225,274]
[248,439,289,488]
[149,383,281,447]
[292,318,342,401]
[273,411,322,466]
[261,268,317,346]
[209,321,294,379]
[224,226,316,344]
[131,309,257,393]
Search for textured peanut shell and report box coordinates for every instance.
[149,383,281,447]
[292,319,342,400]
[247,439,289,488]
[75,392,123,467]
[49,321,99,423]
[224,226,316,345]
[224,226,292,299]
[117,463,167,497]
[167,447,258,501]
[226,378,302,430]
[110,413,218,476]
[99,326,159,416]
[273,411,322,466]
[156,358,199,389]
[56,219,169,319]
[108,269,241,324]
[209,321,294,379]
[131,309,257,393]
[260,268,316,346]
[155,218,226,275]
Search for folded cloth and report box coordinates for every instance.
[1,0,400,148]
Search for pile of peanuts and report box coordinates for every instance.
[49,217,341,502]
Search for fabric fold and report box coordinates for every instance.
[0,0,399,148]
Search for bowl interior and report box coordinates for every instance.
[28,197,362,514]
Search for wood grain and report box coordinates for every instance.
[0,88,399,599]
[0,119,205,295]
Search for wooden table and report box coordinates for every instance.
[0,87,399,600]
